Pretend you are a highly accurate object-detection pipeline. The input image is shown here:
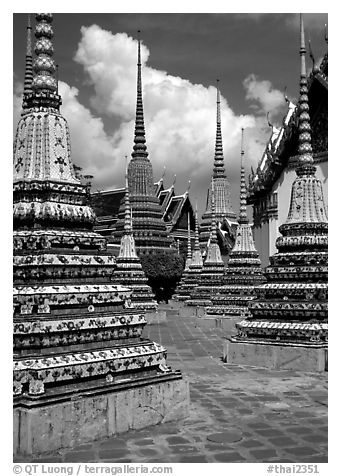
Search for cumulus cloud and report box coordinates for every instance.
[243,74,286,118]
[59,81,116,186]
[72,25,273,212]
[13,25,283,214]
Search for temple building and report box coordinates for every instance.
[111,161,158,312]
[185,182,225,311]
[247,38,328,267]
[109,33,173,255]
[91,173,195,253]
[199,81,238,258]
[206,130,265,318]
[13,15,188,457]
[226,15,328,372]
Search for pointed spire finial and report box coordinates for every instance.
[297,13,314,171]
[132,30,148,160]
[186,179,191,194]
[137,30,141,65]
[26,14,32,55]
[216,79,221,124]
[239,128,248,224]
[172,174,177,188]
[23,14,33,109]
[30,14,61,110]
[213,78,226,179]
[161,165,166,181]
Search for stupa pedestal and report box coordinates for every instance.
[224,339,327,372]
[14,368,188,456]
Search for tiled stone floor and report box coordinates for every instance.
[20,304,328,463]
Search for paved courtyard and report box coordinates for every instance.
[19,304,328,464]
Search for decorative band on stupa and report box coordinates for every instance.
[233,14,328,345]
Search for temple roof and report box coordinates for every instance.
[91,174,195,235]
[91,188,125,219]
[248,52,328,202]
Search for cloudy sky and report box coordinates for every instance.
[13,12,328,215]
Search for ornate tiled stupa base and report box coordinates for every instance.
[224,338,327,372]
[113,260,158,313]
[14,371,189,457]
[173,280,195,302]
[205,285,256,318]
[204,227,265,318]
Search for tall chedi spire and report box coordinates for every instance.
[112,157,158,312]
[13,15,186,457]
[111,31,172,254]
[229,15,328,371]
[22,14,33,109]
[206,129,264,318]
[186,180,225,310]
[213,81,225,178]
[191,201,204,269]
[199,80,237,255]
